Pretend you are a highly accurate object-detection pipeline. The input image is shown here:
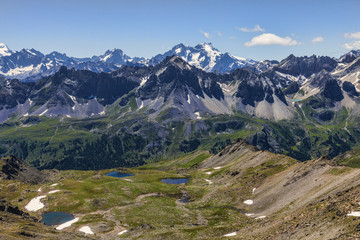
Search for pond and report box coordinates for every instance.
[106,172,134,178]
[161,178,189,184]
[41,212,75,226]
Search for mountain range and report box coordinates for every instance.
[1,43,360,170]
[0,42,269,81]
[1,49,359,122]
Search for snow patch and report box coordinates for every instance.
[25,196,46,211]
[140,76,150,87]
[205,179,213,184]
[68,94,77,103]
[187,94,191,104]
[101,53,112,62]
[0,43,12,56]
[48,190,60,194]
[0,64,40,78]
[243,200,253,205]
[347,212,360,217]
[214,166,222,170]
[194,112,202,119]
[39,109,48,116]
[79,226,94,235]
[118,230,128,235]
[232,55,246,61]
[245,213,254,217]
[56,217,79,230]
[255,216,266,219]
[252,188,256,194]
[175,48,182,54]
[224,232,237,237]
[205,171,212,175]
[156,67,167,76]
[50,183,59,186]
[26,49,37,56]
[188,52,201,66]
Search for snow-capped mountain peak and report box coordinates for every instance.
[0,43,12,57]
[195,42,220,54]
[339,50,360,63]
[97,48,131,65]
[0,42,261,81]
[152,42,256,73]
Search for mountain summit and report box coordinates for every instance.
[0,43,12,57]
[148,42,256,73]
[0,43,258,81]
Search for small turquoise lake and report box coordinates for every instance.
[161,178,189,184]
[106,172,134,178]
[41,212,74,226]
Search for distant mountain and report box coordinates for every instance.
[1,52,351,124]
[0,43,260,81]
[0,43,12,57]
[2,50,360,168]
[146,43,260,73]
[273,54,337,77]
[339,50,360,63]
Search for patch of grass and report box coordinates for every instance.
[128,96,138,111]
[180,153,211,168]
[326,167,352,175]
[113,196,196,228]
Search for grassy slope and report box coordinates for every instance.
[2,140,360,239]
[1,98,359,170]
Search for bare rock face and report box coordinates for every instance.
[0,198,35,220]
[0,155,47,184]
[274,54,337,77]
[322,79,344,102]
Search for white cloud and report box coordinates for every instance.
[312,37,324,44]
[344,32,360,39]
[343,41,360,50]
[229,36,236,40]
[200,30,210,39]
[244,33,298,47]
[237,24,265,33]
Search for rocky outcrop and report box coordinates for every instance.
[343,81,359,97]
[274,54,337,77]
[0,198,35,220]
[0,156,47,184]
[322,79,344,101]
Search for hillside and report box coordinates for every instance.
[2,140,360,239]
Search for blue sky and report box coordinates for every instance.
[1,0,360,60]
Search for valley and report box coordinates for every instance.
[2,140,360,239]
[2,1,360,239]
